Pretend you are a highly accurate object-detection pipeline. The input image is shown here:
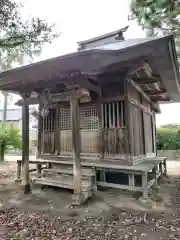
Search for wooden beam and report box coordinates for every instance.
[130,100,153,116]
[70,91,82,202]
[152,82,161,91]
[127,78,160,113]
[133,77,160,84]
[62,75,102,97]
[145,90,166,96]
[150,95,170,101]
[127,62,147,76]
[16,89,90,106]
[76,77,102,97]
[22,94,31,194]
[143,62,153,78]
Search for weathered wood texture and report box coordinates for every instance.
[59,104,100,154]
[129,102,144,158]
[128,82,155,162]
[40,101,126,161]
[40,108,56,154]
[38,79,156,166]
[22,98,31,193]
[37,105,42,157]
[103,101,125,159]
[70,92,81,196]
[143,112,153,155]
[55,103,60,155]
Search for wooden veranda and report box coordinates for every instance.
[0,33,179,204]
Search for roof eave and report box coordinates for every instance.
[168,38,180,101]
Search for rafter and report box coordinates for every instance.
[133,77,161,84]
[145,90,166,96]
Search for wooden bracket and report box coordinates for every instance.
[127,78,160,113]
[77,77,102,97]
[16,89,91,106]
[63,75,102,97]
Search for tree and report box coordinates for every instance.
[0,123,21,161]
[156,124,180,150]
[0,0,58,121]
[130,0,180,58]
[0,0,57,69]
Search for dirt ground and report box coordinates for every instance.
[0,160,180,239]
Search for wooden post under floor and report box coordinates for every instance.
[142,172,148,199]
[15,160,22,182]
[70,93,82,202]
[22,98,31,193]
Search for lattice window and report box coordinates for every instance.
[59,105,99,130]
[80,105,99,130]
[59,108,71,130]
[43,108,56,131]
[103,101,125,129]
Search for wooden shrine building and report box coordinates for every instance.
[0,29,179,204]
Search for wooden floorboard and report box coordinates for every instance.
[17,156,165,173]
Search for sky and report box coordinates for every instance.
[1,0,180,126]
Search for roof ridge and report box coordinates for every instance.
[77,26,129,46]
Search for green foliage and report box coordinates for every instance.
[130,0,180,57]
[0,0,58,70]
[157,124,180,150]
[0,123,21,150]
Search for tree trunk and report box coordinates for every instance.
[145,24,154,37]
[3,95,8,122]
[0,141,5,161]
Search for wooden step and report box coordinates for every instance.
[42,167,95,177]
[33,176,94,191]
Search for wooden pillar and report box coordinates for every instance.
[70,92,82,200]
[55,103,60,156]
[163,159,167,176]
[152,113,157,156]
[36,163,42,177]
[159,162,163,176]
[37,104,42,158]
[128,173,135,187]
[15,160,22,182]
[99,103,104,159]
[152,166,158,187]
[142,172,148,199]
[22,96,31,194]
[124,79,132,160]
